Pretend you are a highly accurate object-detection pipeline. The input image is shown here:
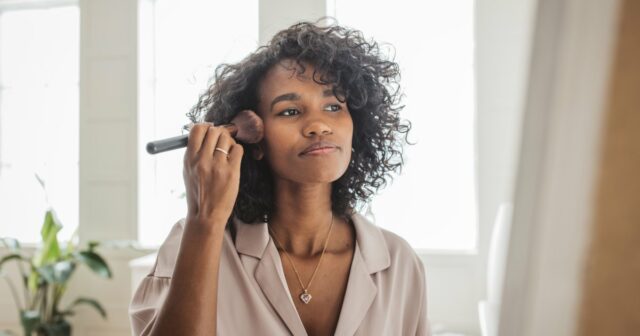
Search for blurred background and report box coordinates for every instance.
[0,0,637,335]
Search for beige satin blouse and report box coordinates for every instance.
[129,211,431,335]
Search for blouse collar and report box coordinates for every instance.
[232,210,391,274]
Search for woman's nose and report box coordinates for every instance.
[303,120,333,136]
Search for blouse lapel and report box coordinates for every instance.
[234,216,308,335]
[333,212,391,336]
[255,243,309,335]
[332,240,376,336]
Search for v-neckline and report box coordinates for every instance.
[271,237,361,336]
[248,212,386,336]
[267,235,377,336]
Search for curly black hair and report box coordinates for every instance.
[186,18,415,226]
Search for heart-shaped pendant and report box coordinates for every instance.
[300,291,312,304]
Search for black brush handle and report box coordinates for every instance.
[146,123,237,154]
[146,134,189,154]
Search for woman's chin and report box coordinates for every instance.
[291,170,346,184]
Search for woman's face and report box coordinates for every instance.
[255,59,353,184]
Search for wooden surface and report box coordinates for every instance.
[577,0,640,334]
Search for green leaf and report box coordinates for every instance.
[63,227,80,257]
[34,173,46,190]
[39,319,71,336]
[64,297,107,319]
[33,209,63,268]
[73,251,112,278]
[0,254,30,271]
[87,241,99,253]
[21,274,29,291]
[20,309,41,335]
[36,261,75,284]
[27,271,39,293]
[37,266,55,283]
[0,237,21,253]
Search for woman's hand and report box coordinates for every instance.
[183,122,244,230]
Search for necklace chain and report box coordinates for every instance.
[267,213,334,304]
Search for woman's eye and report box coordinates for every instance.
[279,108,299,116]
[325,104,342,112]
[279,104,341,116]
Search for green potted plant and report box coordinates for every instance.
[0,208,111,336]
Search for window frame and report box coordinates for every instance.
[0,0,77,12]
[0,0,80,244]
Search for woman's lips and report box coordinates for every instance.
[300,140,339,155]
[301,147,338,156]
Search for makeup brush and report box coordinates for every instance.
[146,109,264,154]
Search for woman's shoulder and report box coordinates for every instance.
[147,218,187,277]
[351,212,425,278]
[379,227,423,269]
[148,217,233,278]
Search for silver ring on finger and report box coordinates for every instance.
[215,147,229,157]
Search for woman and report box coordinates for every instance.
[129,19,430,336]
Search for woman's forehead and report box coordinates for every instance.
[266,59,315,81]
[258,60,327,95]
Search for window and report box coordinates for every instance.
[138,0,259,247]
[0,4,79,244]
[332,0,477,250]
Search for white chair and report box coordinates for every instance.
[478,202,513,336]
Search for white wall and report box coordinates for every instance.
[474,0,536,302]
[259,0,327,45]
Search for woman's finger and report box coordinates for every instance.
[186,123,212,161]
[213,130,234,161]
[228,143,244,169]
[200,125,223,159]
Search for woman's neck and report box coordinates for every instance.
[267,181,335,256]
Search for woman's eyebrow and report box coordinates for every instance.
[269,89,336,111]
[270,93,299,110]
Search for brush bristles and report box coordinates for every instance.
[232,110,264,143]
